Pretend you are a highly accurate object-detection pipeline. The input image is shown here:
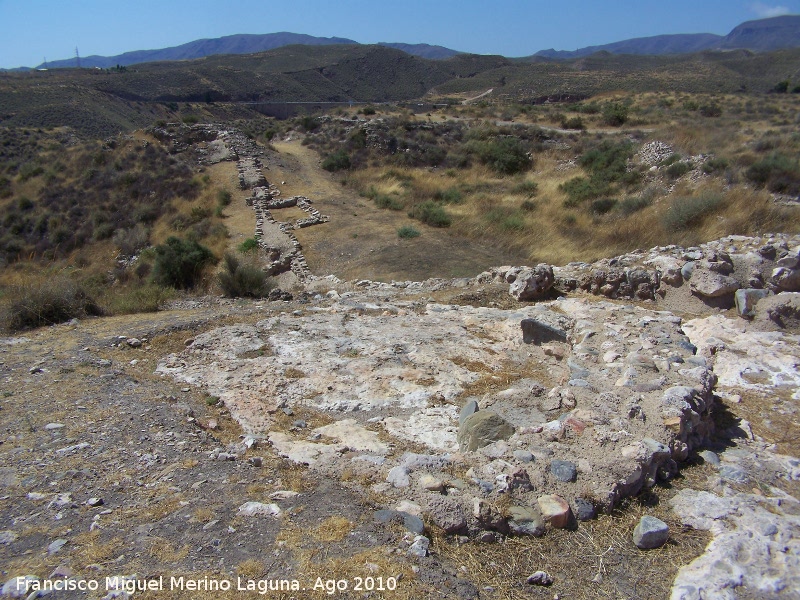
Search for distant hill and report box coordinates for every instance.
[535,33,722,59]
[35,34,462,70]
[719,15,800,51]
[38,33,360,69]
[534,15,800,59]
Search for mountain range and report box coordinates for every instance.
[534,15,800,58]
[22,15,800,71]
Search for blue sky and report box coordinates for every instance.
[1,0,798,68]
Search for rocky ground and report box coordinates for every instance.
[1,125,799,600]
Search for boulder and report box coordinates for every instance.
[520,319,567,345]
[537,494,572,528]
[734,289,770,319]
[690,268,739,298]
[509,264,555,301]
[633,515,669,549]
[457,411,514,452]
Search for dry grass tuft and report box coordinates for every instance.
[313,516,354,542]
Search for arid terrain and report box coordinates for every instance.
[1,39,800,599]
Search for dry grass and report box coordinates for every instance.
[432,489,710,600]
[312,516,354,542]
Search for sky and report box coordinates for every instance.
[1,0,798,68]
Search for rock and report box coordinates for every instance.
[126,338,142,348]
[734,289,770,319]
[681,261,696,281]
[550,460,578,483]
[690,269,739,298]
[512,450,534,463]
[408,535,429,557]
[698,450,720,467]
[457,411,514,452]
[44,423,64,430]
[633,515,669,549]
[418,474,445,493]
[573,498,596,521]
[237,502,281,517]
[526,571,553,586]
[1,576,38,597]
[772,267,800,291]
[754,292,800,330]
[509,264,555,301]
[248,457,263,467]
[48,539,67,554]
[387,466,410,488]
[86,497,103,507]
[507,506,545,537]
[0,531,18,545]
[426,496,466,533]
[520,319,567,345]
[459,400,479,425]
[537,494,572,528]
[403,513,425,534]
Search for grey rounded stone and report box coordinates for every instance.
[550,459,578,483]
[512,450,534,463]
[507,505,545,537]
[633,515,669,549]
[698,450,720,467]
[459,400,479,425]
[573,498,596,521]
[457,411,514,452]
[681,261,696,281]
[402,513,425,535]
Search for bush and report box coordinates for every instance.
[662,194,723,231]
[702,157,729,174]
[601,103,629,127]
[590,198,618,215]
[618,193,654,215]
[745,153,800,194]
[151,236,215,289]
[238,238,260,253]
[217,189,232,206]
[433,187,463,204]
[1,277,101,332]
[560,177,611,206]
[699,103,722,118]
[561,116,586,130]
[466,137,531,175]
[102,284,174,315]
[579,141,634,182]
[218,253,271,298]
[666,161,692,179]
[408,201,452,227]
[321,150,351,172]
[397,225,421,239]
[374,194,404,210]
[361,106,377,115]
[113,224,149,257]
[520,199,537,212]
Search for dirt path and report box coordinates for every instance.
[265,140,528,282]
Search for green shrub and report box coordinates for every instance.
[590,198,618,215]
[662,194,723,231]
[218,253,271,298]
[1,277,101,332]
[561,116,586,130]
[321,150,351,172]
[579,141,634,182]
[466,137,531,175]
[702,157,730,174]
[666,161,692,179]
[560,177,610,206]
[238,238,260,253]
[397,225,421,239]
[520,199,537,212]
[374,194,404,210]
[699,103,722,118]
[216,189,232,206]
[618,194,654,215]
[659,153,681,167]
[408,201,452,227]
[601,102,628,126]
[745,153,800,194]
[361,106,377,115]
[151,236,215,289]
[182,115,199,125]
[17,162,44,182]
[433,187,463,204]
